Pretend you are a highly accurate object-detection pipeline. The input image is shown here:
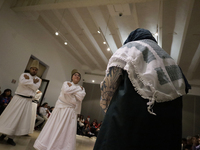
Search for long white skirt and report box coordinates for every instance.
[0,95,32,135]
[34,107,77,150]
[29,102,37,134]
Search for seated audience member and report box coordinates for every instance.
[182,138,187,150]
[90,119,98,127]
[35,103,44,130]
[192,135,199,150]
[49,107,54,113]
[95,121,102,137]
[84,116,90,127]
[0,89,12,115]
[185,136,192,150]
[82,124,94,138]
[79,115,85,128]
[90,122,98,136]
[196,137,200,150]
[39,102,50,128]
[78,115,84,135]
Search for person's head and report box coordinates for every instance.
[80,115,84,119]
[123,28,157,45]
[30,60,39,76]
[186,136,192,145]
[87,116,90,121]
[71,69,81,84]
[50,107,54,112]
[182,138,187,146]
[41,102,48,108]
[1,89,12,97]
[192,135,199,145]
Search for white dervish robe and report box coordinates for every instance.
[0,73,41,136]
[34,81,86,150]
[30,90,42,134]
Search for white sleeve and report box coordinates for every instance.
[20,74,41,91]
[61,82,82,95]
[75,88,86,102]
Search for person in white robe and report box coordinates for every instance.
[34,69,86,150]
[29,90,42,134]
[0,60,41,146]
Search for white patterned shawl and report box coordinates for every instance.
[106,39,186,115]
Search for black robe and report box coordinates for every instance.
[94,71,182,150]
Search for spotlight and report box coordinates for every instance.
[64,42,67,45]
[107,48,110,51]
[55,32,59,36]
[155,32,158,36]
[97,31,100,34]
[92,80,95,83]
[103,42,106,44]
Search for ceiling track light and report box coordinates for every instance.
[55,31,59,36]
[98,27,112,54]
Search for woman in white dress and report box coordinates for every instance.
[34,69,86,150]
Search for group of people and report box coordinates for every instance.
[77,115,102,137]
[182,135,200,150]
[0,28,192,150]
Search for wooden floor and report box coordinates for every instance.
[0,131,96,150]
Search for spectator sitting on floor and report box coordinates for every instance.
[82,124,94,138]
[0,89,13,115]
[84,116,90,128]
[39,102,50,128]
[90,119,98,127]
[192,135,199,150]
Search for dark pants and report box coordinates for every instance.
[94,72,182,150]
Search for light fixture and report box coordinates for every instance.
[107,48,110,51]
[92,80,95,83]
[155,32,158,36]
[55,31,59,36]
[64,42,67,45]
[103,42,106,44]
[97,31,101,34]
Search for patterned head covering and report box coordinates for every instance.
[123,28,157,45]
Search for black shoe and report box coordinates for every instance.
[0,134,6,141]
[7,138,16,146]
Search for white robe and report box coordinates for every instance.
[0,73,41,136]
[34,81,86,150]
[30,91,42,134]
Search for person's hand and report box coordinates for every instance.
[80,86,83,90]
[67,82,72,87]
[37,91,42,94]
[33,78,39,84]
[24,74,29,79]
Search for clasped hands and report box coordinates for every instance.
[24,74,39,84]
[67,82,83,90]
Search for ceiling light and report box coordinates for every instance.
[103,42,106,44]
[97,31,100,34]
[92,80,95,83]
[155,32,158,36]
[64,42,67,45]
[107,48,110,51]
[55,31,59,36]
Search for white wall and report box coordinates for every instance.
[0,0,83,106]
